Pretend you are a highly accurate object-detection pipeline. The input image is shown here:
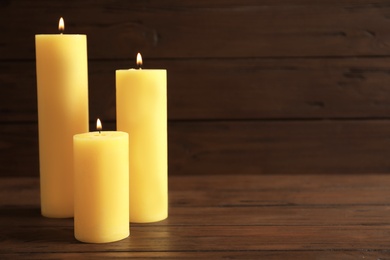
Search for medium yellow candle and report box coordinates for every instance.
[35,17,89,218]
[73,119,129,243]
[116,53,168,223]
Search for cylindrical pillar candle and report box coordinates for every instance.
[73,119,129,243]
[35,17,89,218]
[116,53,168,223]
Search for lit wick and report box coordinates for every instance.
[96,118,102,134]
[58,17,65,34]
[136,53,142,69]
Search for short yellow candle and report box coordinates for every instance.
[116,53,168,223]
[35,17,89,218]
[73,119,129,243]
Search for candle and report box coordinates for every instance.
[73,119,129,243]
[116,53,168,223]
[35,17,89,218]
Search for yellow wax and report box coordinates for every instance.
[116,69,168,223]
[35,34,89,218]
[73,131,129,243]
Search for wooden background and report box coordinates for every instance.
[2,0,390,176]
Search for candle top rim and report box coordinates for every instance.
[116,68,167,72]
[74,131,128,141]
[35,34,87,37]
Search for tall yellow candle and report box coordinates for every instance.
[35,17,89,218]
[116,53,168,223]
[73,119,129,243]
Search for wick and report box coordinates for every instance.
[99,130,101,134]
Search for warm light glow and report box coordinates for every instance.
[58,17,65,33]
[96,118,102,131]
[136,53,142,68]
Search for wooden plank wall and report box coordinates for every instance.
[2,0,390,176]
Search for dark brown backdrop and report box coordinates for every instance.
[2,0,390,176]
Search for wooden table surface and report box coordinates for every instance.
[1,174,390,259]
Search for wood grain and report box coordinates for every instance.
[2,120,390,176]
[2,225,390,252]
[2,251,390,260]
[2,0,390,176]
[1,175,390,258]
[1,0,390,59]
[169,120,390,175]
[3,57,390,122]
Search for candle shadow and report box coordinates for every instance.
[0,206,76,244]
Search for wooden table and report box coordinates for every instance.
[1,174,390,259]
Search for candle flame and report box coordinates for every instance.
[136,53,142,68]
[58,17,65,33]
[96,118,102,132]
